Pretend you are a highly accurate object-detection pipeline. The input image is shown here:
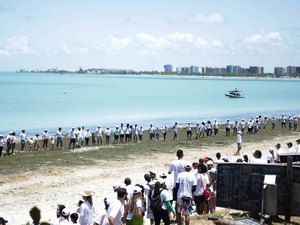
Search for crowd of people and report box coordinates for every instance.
[2,141,299,225]
[0,114,298,157]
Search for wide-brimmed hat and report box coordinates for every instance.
[80,190,95,197]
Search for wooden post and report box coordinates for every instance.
[285,157,293,223]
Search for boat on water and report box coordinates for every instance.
[225,89,245,98]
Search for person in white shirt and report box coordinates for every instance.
[247,119,253,134]
[138,126,143,142]
[125,124,131,143]
[42,129,49,150]
[85,128,91,147]
[234,131,243,156]
[176,165,197,225]
[287,142,297,154]
[6,132,12,155]
[288,116,293,130]
[296,139,300,154]
[104,127,111,145]
[148,124,155,141]
[241,119,246,133]
[172,122,178,140]
[267,148,276,163]
[107,188,128,225]
[186,122,192,140]
[11,132,17,154]
[81,126,86,147]
[113,126,120,144]
[195,123,200,139]
[119,123,125,144]
[213,120,219,136]
[206,121,212,138]
[193,163,209,214]
[59,208,71,225]
[79,190,95,225]
[168,149,188,205]
[66,127,76,149]
[75,127,82,148]
[280,114,286,129]
[251,150,266,164]
[275,143,285,162]
[95,125,103,146]
[126,186,143,224]
[55,127,63,150]
[33,134,39,151]
[20,129,27,153]
[132,124,138,143]
[225,119,230,136]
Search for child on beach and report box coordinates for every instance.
[28,138,33,151]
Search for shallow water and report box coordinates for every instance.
[0,72,299,135]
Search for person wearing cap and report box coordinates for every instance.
[113,126,120,144]
[151,179,174,225]
[55,127,64,150]
[247,119,253,134]
[126,186,143,224]
[234,131,243,156]
[0,135,4,157]
[60,208,71,224]
[213,119,219,136]
[241,119,246,133]
[107,188,128,225]
[79,190,95,225]
[137,125,143,142]
[125,124,131,143]
[0,217,8,225]
[194,163,209,214]
[143,173,155,223]
[271,116,276,130]
[280,114,286,129]
[66,127,76,149]
[33,134,40,151]
[148,124,155,141]
[42,129,49,150]
[176,164,196,225]
[95,125,103,146]
[288,115,293,130]
[104,127,111,145]
[206,121,212,138]
[10,132,17,154]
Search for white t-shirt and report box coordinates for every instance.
[68,130,76,139]
[107,199,124,225]
[56,130,63,139]
[176,171,197,199]
[20,132,26,141]
[237,134,242,144]
[194,173,209,196]
[127,199,142,220]
[104,129,111,136]
[79,201,95,225]
[93,210,108,225]
[288,147,297,154]
[95,128,102,137]
[160,189,171,210]
[169,159,188,188]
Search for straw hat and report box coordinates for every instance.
[80,190,95,197]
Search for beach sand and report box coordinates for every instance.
[0,132,299,225]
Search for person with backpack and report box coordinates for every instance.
[151,179,174,225]
[143,173,155,225]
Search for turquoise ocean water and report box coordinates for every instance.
[0,72,299,136]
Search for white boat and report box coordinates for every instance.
[225,89,245,98]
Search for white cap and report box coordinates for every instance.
[62,208,70,217]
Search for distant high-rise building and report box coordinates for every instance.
[274,67,286,77]
[164,64,173,73]
[190,66,199,74]
[226,65,234,73]
[249,66,264,74]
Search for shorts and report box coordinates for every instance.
[177,197,193,215]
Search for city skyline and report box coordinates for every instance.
[0,0,300,73]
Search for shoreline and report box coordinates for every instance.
[0,128,299,225]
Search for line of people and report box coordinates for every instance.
[0,114,298,157]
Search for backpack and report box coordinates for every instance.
[150,190,163,212]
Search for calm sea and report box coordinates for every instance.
[0,72,299,136]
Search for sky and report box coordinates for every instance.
[0,0,300,73]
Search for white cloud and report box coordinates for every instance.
[109,36,131,51]
[189,12,224,23]
[5,36,37,55]
[0,49,10,56]
[58,42,88,55]
[244,31,282,45]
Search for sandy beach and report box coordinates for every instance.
[1,130,299,225]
